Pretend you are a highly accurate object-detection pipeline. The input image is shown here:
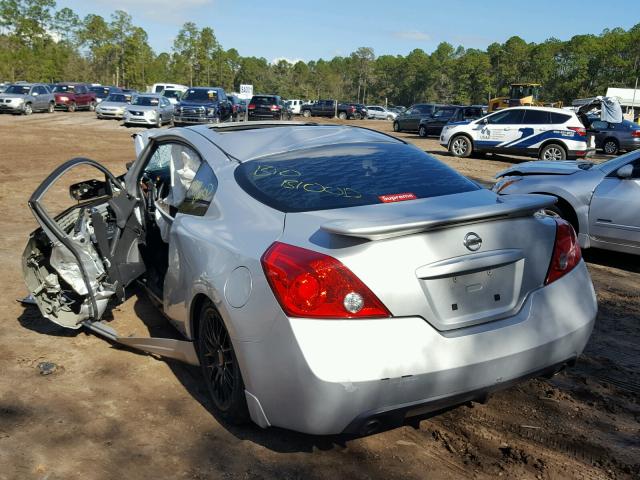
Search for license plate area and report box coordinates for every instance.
[418,259,524,330]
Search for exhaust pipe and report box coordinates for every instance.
[361,419,382,436]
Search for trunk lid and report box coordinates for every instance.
[281,189,557,331]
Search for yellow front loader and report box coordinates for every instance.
[488,83,562,112]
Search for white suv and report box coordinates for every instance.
[440,106,594,160]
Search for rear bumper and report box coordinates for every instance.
[248,112,281,120]
[567,147,596,159]
[618,138,640,151]
[237,261,596,435]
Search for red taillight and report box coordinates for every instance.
[568,126,586,136]
[270,104,280,111]
[545,219,582,285]
[261,242,391,319]
[631,129,640,137]
[248,104,255,110]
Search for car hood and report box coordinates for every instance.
[126,105,158,112]
[496,160,595,178]
[99,101,127,108]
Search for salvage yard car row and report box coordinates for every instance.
[3,82,639,162]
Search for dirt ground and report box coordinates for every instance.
[0,111,638,480]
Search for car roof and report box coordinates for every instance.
[188,122,404,163]
[501,105,575,114]
[188,86,223,91]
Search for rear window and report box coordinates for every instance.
[252,96,278,105]
[433,107,456,118]
[523,109,550,124]
[550,112,571,124]
[235,142,480,213]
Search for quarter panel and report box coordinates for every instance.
[163,161,286,341]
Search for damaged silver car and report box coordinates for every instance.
[23,122,597,435]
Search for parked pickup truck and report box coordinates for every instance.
[301,99,357,120]
[52,83,97,112]
[174,87,232,126]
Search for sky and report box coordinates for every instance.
[57,0,638,62]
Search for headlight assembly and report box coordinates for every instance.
[492,177,522,194]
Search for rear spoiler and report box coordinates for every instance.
[321,194,556,240]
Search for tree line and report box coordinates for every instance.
[1,0,639,106]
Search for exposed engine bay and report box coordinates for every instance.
[23,203,119,328]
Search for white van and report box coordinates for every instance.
[286,99,303,115]
[149,83,188,94]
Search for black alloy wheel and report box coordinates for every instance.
[197,301,249,423]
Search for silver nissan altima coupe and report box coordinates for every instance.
[22,122,597,435]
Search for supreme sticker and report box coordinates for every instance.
[378,193,417,203]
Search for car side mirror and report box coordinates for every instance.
[616,164,634,179]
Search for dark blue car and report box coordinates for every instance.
[589,117,640,155]
[174,87,232,126]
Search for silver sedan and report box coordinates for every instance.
[494,150,640,255]
[123,94,174,127]
[22,123,596,435]
[96,92,132,120]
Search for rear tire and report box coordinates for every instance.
[603,138,619,155]
[23,103,33,115]
[47,102,54,113]
[393,121,400,132]
[449,135,472,158]
[338,111,347,120]
[302,109,311,118]
[418,125,427,138]
[197,300,249,425]
[89,101,96,112]
[386,115,393,121]
[68,102,76,113]
[539,143,566,161]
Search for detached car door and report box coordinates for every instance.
[23,159,145,329]
[588,157,640,251]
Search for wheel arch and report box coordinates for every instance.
[532,192,580,233]
[188,292,211,341]
[537,139,568,156]
[448,132,474,149]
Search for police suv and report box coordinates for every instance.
[440,106,594,160]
